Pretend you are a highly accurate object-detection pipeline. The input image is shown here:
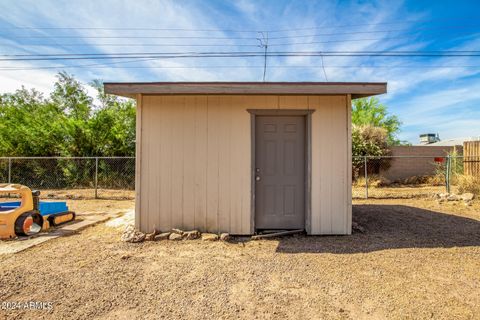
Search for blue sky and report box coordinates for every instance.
[0,0,479,143]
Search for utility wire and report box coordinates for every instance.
[3,30,476,49]
[1,64,479,71]
[1,51,479,62]
[6,24,479,40]
[0,28,478,47]
[3,50,480,56]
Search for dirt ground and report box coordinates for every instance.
[0,197,479,319]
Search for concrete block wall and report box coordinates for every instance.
[379,146,462,182]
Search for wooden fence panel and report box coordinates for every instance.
[464,141,480,177]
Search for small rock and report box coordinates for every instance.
[121,224,146,243]
[145,229,158,241]
[439,193,449,199]
[461,193,475,201]
[169,233,183,241]
[47,193,56,198]
[154,232,171,241]
[183,230,200,240]
[447,194,460,201]
[171,228,184,235]
[220,233,230,241]
[352,221,365,233]
[120,254,131,260]
[202,233,219,241]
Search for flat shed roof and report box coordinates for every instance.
[104,82,387,99]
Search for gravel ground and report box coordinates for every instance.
[0,198,479,319]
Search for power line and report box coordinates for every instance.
[1,64,479,71]
[4,50,480,56]
[5,30,477,49]
[1,51,479,62]
[5,24,479,41]
[9,35,256,40]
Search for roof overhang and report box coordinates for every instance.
[104,82,387,99]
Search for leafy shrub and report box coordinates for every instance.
[352,125,392,179]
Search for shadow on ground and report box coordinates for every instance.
[276,205,480,254]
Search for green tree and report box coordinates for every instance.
[50,72,94,156]
[0,87,68,156]
[352,97,402,145]
[89,80,136,156]
[0,72,136,157]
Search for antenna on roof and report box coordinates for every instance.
[257,31,269,82]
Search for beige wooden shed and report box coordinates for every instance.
[105,82,386,235]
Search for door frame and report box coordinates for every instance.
[247,109,315,234]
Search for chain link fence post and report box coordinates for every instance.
[364,156,369,199]
[445,154,451,194]
[94,157,99,199]
[7,158,12,184]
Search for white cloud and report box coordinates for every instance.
[0,64,56,94]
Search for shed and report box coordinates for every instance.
[105,82,387,235]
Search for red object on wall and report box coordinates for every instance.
[434,157,444,163]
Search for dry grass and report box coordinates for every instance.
[398,174,446,186]
[1,198,480,319]
[456,175,480,195]
[353,184,452,199]
[353,174,391,188]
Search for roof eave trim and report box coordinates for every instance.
[104,82,387,98]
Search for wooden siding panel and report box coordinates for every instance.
[330,95,347,234]
[346,95,353,234]
[207,96,220,232]
[309,96,349,234]
[229,96,244,234]
[279,96,309,109]
[218,96,232,233]
[238,102,252,234]
[135,94,142,230]
[171,97,185,229]
[194,96,208,231]
[182,97,196,230]
[141,97,154,232]
[320,101,333,234]
[309,96,321,234]
[159,96,173,231]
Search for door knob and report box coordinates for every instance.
[255,176,261,181]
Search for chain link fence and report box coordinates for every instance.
[0,157,134,199]
[1,155,478,200]
[352,155,478,199]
